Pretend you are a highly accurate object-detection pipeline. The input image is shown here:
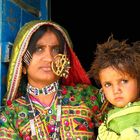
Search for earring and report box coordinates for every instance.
[51,54,70,78]
[23,50,32,66]
[22,67,27,75]
[99,88,105,103]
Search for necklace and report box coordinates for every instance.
[52,90,62,140]
[27,82,58,96]
[26,84,62,140]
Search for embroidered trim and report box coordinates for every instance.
[26,86,62,139]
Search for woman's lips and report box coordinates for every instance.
[40,66,52,72]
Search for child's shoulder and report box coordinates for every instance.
[108,101,140,116]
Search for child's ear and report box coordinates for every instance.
[102,89,105,94]
[99,88,105,103]
[99,88,104,94]
[22,66,27,74]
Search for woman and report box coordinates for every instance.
[0,20,104,140]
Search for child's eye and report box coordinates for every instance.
[121,79,128,84]
[104,82,111,88]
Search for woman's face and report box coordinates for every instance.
[26,30,61,88]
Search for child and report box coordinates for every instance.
[88,35,140,140]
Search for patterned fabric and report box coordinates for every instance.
[0,84,103,140]
[97,101,140,140]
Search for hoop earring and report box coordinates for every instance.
[51,54,71,78]
[22,67,27,75]
[99,88,105,103]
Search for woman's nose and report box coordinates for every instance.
[42,49,53,62]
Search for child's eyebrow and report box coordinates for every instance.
[102,81,111,85]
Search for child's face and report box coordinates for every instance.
[99,66,139,107]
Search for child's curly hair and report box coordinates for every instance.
[88,35,140,86]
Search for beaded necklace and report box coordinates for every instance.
[27,82,58,96]
[26,82,62,139]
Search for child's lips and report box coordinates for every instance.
[114,97,123,101]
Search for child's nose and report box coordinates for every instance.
[113,85,121,94]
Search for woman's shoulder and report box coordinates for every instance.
[61,83,98,94]
[1,96,28,113]
[61,84,101,109]
[61,84,98,98]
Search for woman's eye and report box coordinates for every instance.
[35,46,43,52]
[52,47,61,54]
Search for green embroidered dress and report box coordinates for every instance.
[0,84,102,140]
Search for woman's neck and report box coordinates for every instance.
[27,81,58,107]
[31,92,56,107]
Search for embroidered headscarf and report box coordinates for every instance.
[5,20,91,104]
